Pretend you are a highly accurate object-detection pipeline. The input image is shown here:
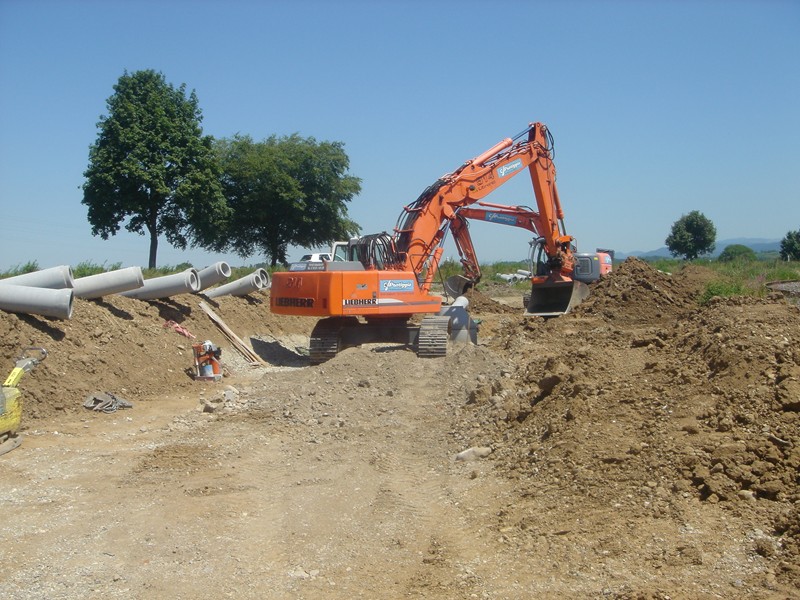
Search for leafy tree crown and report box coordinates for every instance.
[213,134,361,266]
[82,69,228,268]
[665,210,716,260]
[779,229,800,261]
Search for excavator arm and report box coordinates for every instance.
[453,200,589,314]
[455,200,579,275]
[392,122,576,294]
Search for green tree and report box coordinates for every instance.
[665,211,716,260]
[214,134,361,266]
[82,70,229,268]
[718,244,756,262]
[779,229,800,261]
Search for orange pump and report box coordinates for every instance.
[192,340,222,381]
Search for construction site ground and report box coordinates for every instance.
[1,258,798,599]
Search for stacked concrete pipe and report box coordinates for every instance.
[72,266,144,299]
[196,261,231,291]
[0,284,74,319]
[0,265,75,319]
[119,268,200,300]
[204,270,266,298]
[1,265,74,289]
[255,268,271,289]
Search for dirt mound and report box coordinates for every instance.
[0,291,311,421]
[574,257,701,323]
[463,286,521,314]
[458,266,800,591]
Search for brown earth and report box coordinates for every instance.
[1,258,798,599]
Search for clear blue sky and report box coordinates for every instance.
[1,0,798,271]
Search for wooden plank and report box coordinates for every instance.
[198,301,266,365]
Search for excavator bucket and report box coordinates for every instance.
[444,275,474,298]
[525,280,589,317]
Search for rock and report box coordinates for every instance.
[223,387,240,403]
[456,446,492,461]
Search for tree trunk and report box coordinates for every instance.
[148,234,158,270]
[147,212,159,269]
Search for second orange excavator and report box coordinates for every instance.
[271,122,592,362]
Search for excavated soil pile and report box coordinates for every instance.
[0,292,311,421]
[573,257,702,323]
[457,258,800,593]
[462,284,522,314]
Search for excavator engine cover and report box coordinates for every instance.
[526,280,589,317]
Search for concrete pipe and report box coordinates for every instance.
[72,267,144,299]
[0,284,73,320]
[204,272,263,298]
[438,295,477,344]
[196,261,231,291]
[119,268,200,300]
[1,265,74,289]
[255,268,271,289]
[452,296,469,309]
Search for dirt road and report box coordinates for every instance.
[1,259,798,598]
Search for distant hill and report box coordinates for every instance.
[618,238,781,260]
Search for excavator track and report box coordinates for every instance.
[309,317,362,364]
[417,315,451,358]
[309,319,342,364]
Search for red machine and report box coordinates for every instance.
[271,122,590,362]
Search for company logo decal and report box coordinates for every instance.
[380,279,415,293]
[497,158,523,178]
[484,211,518,226]
[343,298,377,306]
[275,297,314,307]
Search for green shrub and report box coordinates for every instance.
[718,244,756,262]
[0,261,39,279]
[72,260,123,278]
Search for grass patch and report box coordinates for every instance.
[697,259,800,304]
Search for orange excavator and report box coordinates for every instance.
[453,200,613,305]
[271,122,587,362]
